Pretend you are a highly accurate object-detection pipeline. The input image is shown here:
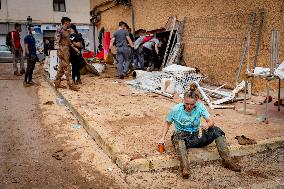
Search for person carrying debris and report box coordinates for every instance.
[158,83,240,179]
[142,37,160,71]
[54,17,79,91]
[109,21,134,79]
[133,30,147,69]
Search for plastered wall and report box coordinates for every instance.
[92,0,284,90]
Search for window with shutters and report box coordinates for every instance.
[53,0,66,12]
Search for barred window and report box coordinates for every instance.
[53,0,66,12]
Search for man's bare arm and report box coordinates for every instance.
[126,36,134,47]
[24,43,29,55]
[109,37,115,50]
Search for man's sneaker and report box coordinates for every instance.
[20,70,25,75]
[77,79,82,84]
[14,71,21,76]
[23,82,31,87]
[69,84,80,91]
[28,81,36,85]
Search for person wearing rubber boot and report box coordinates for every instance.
[54,17,79,91]
[158,83,241,179]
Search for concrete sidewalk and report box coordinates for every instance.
[44,76,284,173]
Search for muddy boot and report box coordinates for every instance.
[77,79,82,84]
[215,136,241,171]
[69,83,80,91]
[175,140,190,179]
[54,81,67,89]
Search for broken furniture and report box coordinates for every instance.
[127,64,204,98]
[243,30,282,123]
[197,81,246,109]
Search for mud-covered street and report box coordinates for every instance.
[0,63,283,189]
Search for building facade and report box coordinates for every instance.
[91,0,284,90]
[0,0,94,51]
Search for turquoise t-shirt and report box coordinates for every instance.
[167,102,210,132]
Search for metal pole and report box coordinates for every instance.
[253,11,265,69]
[278,79,281,111]
[244,80,247,113]
[93,24,97,53]
[265,80,269,123]
[131,5,135,36]
[161,17,177,70]
[235,12,256,87]
[270,30,274,75]
[251,11,265,90]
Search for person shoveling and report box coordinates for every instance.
[158,83,241,179]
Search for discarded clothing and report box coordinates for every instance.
[235,135,257,145]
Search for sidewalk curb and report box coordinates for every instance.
[44,77,122,161]
[43,76,284,173]
[118,136,284,173]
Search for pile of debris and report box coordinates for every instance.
[128,64,246,109]
[127,64,204,98]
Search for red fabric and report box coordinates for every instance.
[103,32,111,59]
[11,31,21,49]
[95,51,104,59]
[82,51,94,59]
[143,36,153,43]
[104,32,110,50]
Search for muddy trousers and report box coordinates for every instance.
[143,47,155,71]
[55,50,72,86]
[116,46,130,76]
[24,57,36,83]
[13,49,25,73]
[171,126,237,177]
[133,50,144,69]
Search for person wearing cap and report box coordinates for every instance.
[54,17,79,91]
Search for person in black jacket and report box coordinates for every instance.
[69,24,86,84]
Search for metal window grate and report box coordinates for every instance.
[53,0,66,12]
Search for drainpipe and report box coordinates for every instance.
[93,23,96,53]
[6,0,9,31]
